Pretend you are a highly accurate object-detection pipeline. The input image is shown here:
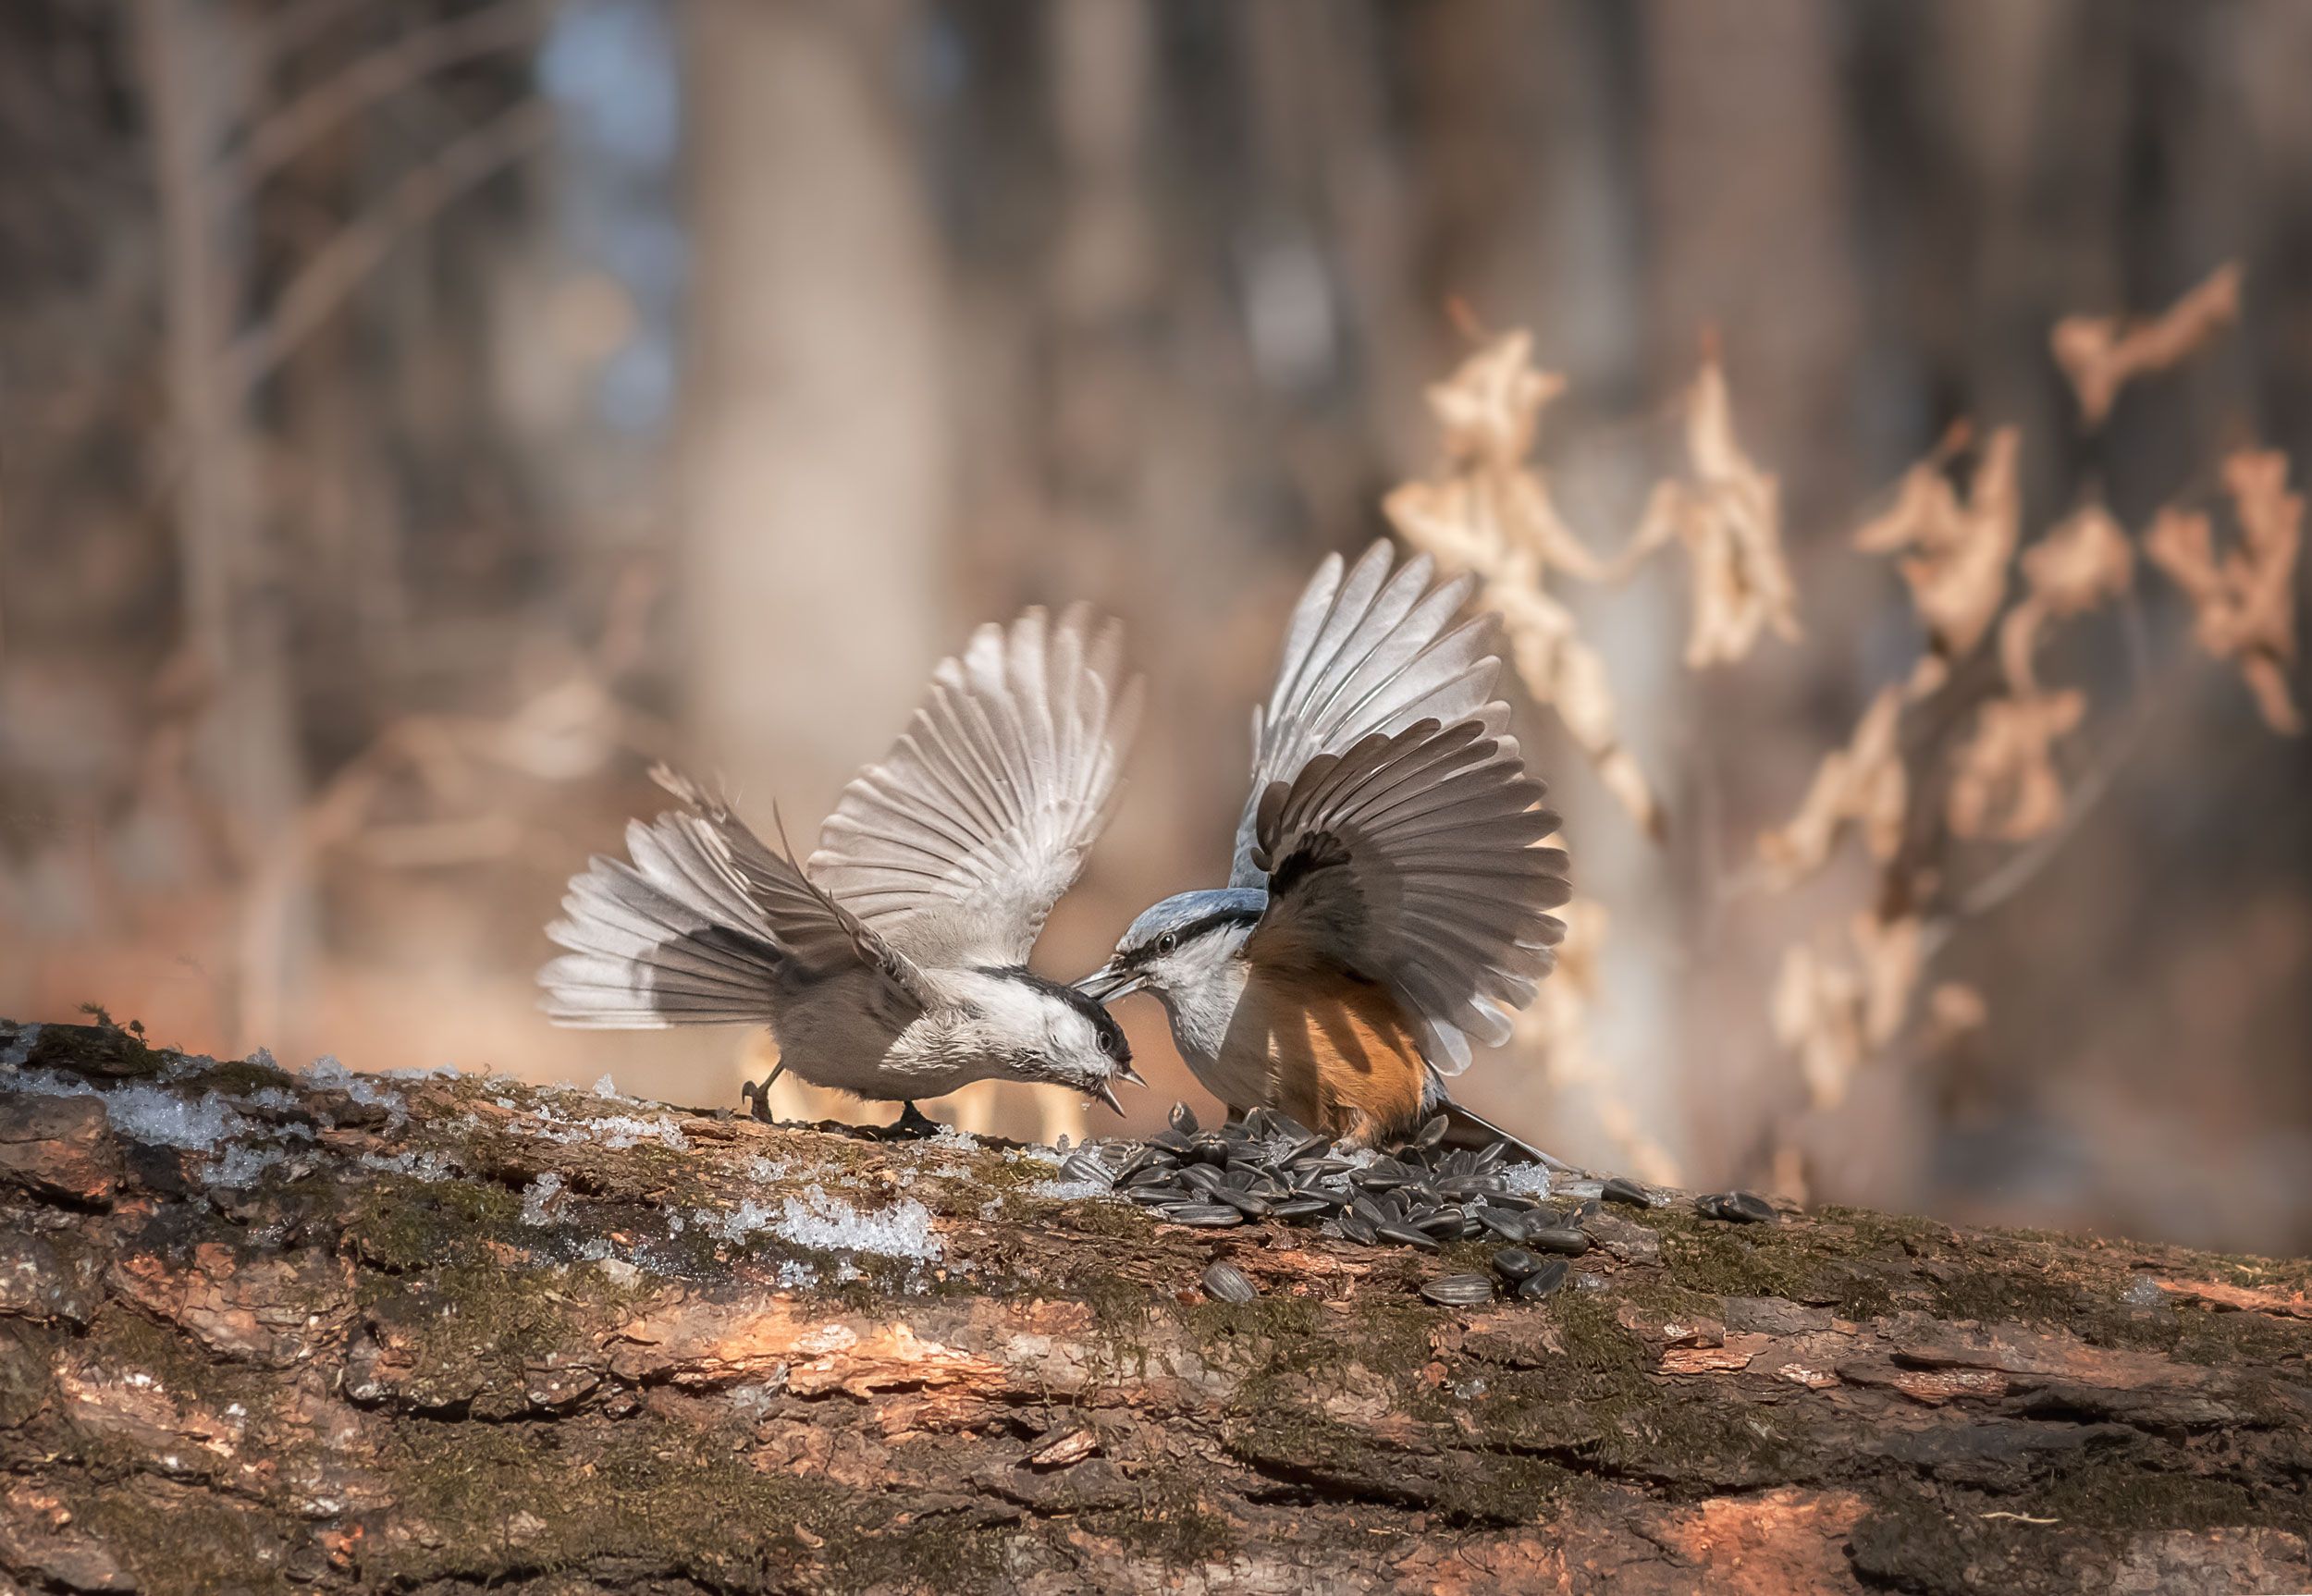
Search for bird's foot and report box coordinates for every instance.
[739,1078,776,1123]
[879,1100,942,1141]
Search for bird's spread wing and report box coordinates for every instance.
[1231,541,1502,886]
[809,606,1144,968]
[1245,718,1569,1074]
[542,767,928,1025]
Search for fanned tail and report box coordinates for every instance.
[538,805,790,1028]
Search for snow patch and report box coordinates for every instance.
[1497,1161,1552,1198]
[0,1024,41,1070]
[769,1186,941,1263]
[358,1149,461,1182]
[592,1074,621,1099]
[520,1172,565,1226]
[927,1124,979,1153]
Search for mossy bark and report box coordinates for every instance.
[2,1017,2307,1595]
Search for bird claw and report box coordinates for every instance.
[739,1078,776,1123]
[880,1101,943,1140]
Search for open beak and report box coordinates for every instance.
[1113,1059,1147,1088]
[1089,1078,1125,1116]
[1075,962,1144,1002]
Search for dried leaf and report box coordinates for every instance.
[1771,941,1862,1109]
[1771,912,1922,1108]
[1616,362,1801,667]
[2146,449,2303,734]
[1855,429,2021,670]
[1998,505,2135,694]
[2051,262,2242,427]
[1852,911,1921,1049]
[1422,330,1566,471]
[1756,686,1906,885]
[1925,983,1988,1050]
[1946,690,2086,841]
[1386,493,1665,838]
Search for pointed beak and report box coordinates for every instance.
[1075,962,1143,1002]
[1089,1078,1125,1116]
[1113,1059,1147,1088]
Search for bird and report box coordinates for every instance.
[539,606,1147,1134]
[1076,541,1569,1153]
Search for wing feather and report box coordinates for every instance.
[1245,717,1569,1073]
[1233,542,1504,884]
[809,606,1144,966]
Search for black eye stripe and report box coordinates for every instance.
[1125,905,1261,967]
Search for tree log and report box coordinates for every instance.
[1,1017,2306,1595]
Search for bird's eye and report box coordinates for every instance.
[1156,931,1178,956]
[1095,1030,1115,1055]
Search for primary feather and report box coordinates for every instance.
[1232,541,1504,885]
[1247,716,1570,1074]
[811,605,1144,969]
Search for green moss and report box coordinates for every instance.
[340,1172,524,1273]
[1102,1472,1234,1565]
[185,1056,300,1098]
[379,1416,1008,1590]
[66,1484,297,1595]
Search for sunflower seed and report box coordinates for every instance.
[1474,1206,1530,1242]
[1169,1103,1200,1136]
[1060,1154,1113,1185]
[1201,1261,1259,1302]
[1376,1222,1441,1251]
[1279,1134,1332,1168]
[1127,1185,1190,1207]
[1490,1246,1544,1282]
[1411,1116,1450,1150]
[1213,1186,1273,1218]
[1181,1163,1224,1193]
[1268,1197,1333,1222]
[1162,1203,1247,1228]
[1150,1130,1194,1155]
[1348,1195,1391,1228]
[1357,1161,1408,1192]
[1699,1191,1777,1224]
[1413,1209,1467,1237]
[1240,1107,1275,1139]
[1420,1273,1494,1306]
[1601,1176,1653,1209]
[1563,1198,1602,1224]
[1337,1210,1378,1245]
[1526,1227,1592,1257]
[1517,1260,1570,1300]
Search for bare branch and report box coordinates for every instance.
[219,97,553,405]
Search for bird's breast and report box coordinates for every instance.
[1219,962,1427,1143]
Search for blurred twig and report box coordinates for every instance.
[221,97,552,404]
[219,0,540,193]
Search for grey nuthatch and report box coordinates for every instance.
[539,608,1146,1129]
[1077,542,1570,1151]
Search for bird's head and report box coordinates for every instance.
[1076,888,1265,1008]
[976,968,1142,1113]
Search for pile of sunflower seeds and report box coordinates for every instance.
[1046,1103,1673,1306]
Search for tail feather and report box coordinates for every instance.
[1423,1083,1577,1172]
[539,815,788,1029]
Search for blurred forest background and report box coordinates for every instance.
[2,0,2307,1252]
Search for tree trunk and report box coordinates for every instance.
[0,1015,2306,1595]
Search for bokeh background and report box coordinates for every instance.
[3,0,2307,1251]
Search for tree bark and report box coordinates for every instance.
[0,1015,2306,1595]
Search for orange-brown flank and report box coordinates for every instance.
[1220,962,1427,1143]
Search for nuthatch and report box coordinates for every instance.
[539,608,1145,1132]
[1078,542,1569,1150]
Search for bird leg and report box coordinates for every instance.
[739,1059,788,1123]
[886,1100,942,1140]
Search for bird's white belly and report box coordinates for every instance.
[766,976,981,1101]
